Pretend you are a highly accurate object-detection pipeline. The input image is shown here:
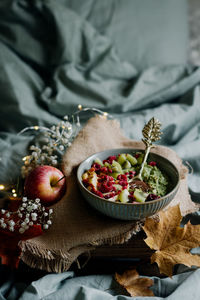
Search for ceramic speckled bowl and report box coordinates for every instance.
[77,149,180,220]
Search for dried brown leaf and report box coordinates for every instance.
[115,269,154,297]
[143,205,200,277]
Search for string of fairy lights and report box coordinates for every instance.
[0,105,111,198]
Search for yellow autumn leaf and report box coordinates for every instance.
[115,269,154,297]
[143,205,200,277]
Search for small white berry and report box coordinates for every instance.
[43,224,49,230]
[1,209,5,214]
[47,220,52,225]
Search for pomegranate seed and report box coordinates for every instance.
[119,180,128,186]
[82,179,89,186]
[100,167,108,173]
[104,191,116,199]
[146,194,160,201]
[117,174,127,181]
[129,170,136,175]
[149,161,157,166]
[92,163,101,171]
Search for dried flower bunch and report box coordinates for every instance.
[20,107,110,178]
[0,197,53,234]
[21,116,75,178]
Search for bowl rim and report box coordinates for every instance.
[77,148,180,206]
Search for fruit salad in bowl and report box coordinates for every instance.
[77,148,180,220]
[81,152,169,204]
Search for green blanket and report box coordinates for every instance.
[0,0,200,299]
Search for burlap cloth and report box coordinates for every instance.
[20,116,199,273]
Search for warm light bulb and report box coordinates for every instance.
[78,104,82,110]
[12,189,16,193]
[0,184,5,190]
[13,193,17,197]
[103,112,108,119]
[34,126,39,130]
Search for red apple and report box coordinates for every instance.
[24,165,66,205]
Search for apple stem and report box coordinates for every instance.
[52,175,65,186]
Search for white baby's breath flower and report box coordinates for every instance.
[31,213,37,221]
[59,145,64,151]
[62,138,68,144]
[8,220,15,226]
[40,155,45,161]
[32,204,38,210]
[30,145,36,150]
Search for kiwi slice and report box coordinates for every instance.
[118,189,129,203]
[123,160,131,169]
[133,189,148,203]
[126,154,137,166]
[112,160,123,173]
[94,158,103,166]
[117,154,127,165]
